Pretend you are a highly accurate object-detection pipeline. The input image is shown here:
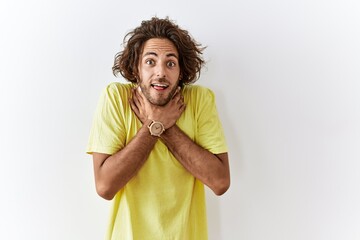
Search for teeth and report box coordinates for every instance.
[152,83,168,87]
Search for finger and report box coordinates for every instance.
[136,88,146,106]
[137,86,144,99]
[172,91,182,103]
[172,86,181,99]
[179,103,186,113]
[174,94,184,106]
[179,94,184,104]
[130,90,141,111]
[132,90,142,108]
[131,88,137,102]
[129,98,139,114]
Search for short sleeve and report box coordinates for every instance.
[195,87,228,154]
[86,83,128,155]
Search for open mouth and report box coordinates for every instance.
[151,83,169,90]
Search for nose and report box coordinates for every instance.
[156,64,166,78]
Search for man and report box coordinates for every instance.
[87,17,230,240]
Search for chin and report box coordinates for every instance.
[151,98,170,106]
[149,94,172,106]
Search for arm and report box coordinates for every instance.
[92,87,185,200]
[161,126,230,195]
[131,87,230,196]
[92,122,157,200]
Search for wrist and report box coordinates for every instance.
[147,120,165,137]
[160,124,177,139]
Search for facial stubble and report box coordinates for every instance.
[139,80,179,106]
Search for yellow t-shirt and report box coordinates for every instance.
[87,82,228,240]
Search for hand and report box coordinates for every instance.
[129,86,186,129]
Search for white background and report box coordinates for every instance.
[1,0,359,239]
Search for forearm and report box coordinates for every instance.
[94,120,157,200]
[160,125,230,195]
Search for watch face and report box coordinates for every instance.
[151,122,163,135]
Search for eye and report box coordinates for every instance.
[145,59,155,65]
[167,61,176,67]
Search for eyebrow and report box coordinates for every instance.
[143,51,178,59]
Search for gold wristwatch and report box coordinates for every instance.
[148,120,165,137]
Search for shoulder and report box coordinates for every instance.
[97,82,135,108]
[182,84,215,100]
[100,82,135,101]
[104,82,134,95]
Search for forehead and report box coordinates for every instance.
[141,38,178,56]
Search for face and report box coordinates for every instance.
[137,38,181,106]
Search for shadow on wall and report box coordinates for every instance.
[204,84,242,239]
[206,189,221,240]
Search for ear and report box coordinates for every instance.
[132,68,140,83]
[133,73,139,84]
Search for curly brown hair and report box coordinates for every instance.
[112,17,205,85]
